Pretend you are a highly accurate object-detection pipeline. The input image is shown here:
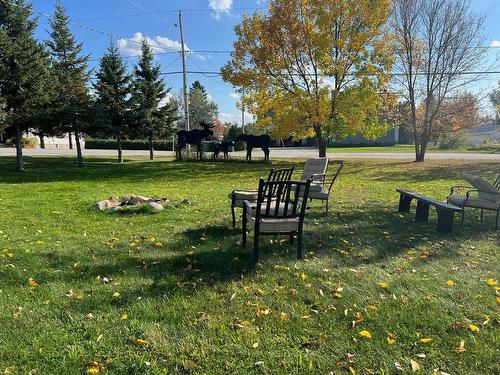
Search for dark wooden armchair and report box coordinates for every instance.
[230,166,294,228]
[242,178,311,262]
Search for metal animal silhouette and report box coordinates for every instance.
[236,134,270,161]
[176,121,215,160]
[213,141,235,160]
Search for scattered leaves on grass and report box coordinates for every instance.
[121,314,128,320]
[379,281,389,289]
[446,279,454,286]
[280,312,288,320]
[365,305,378,312]
[134,338,147,346]
[386,333,396,345]
[112,292,120,298]
[252,342,258,348]
[358,330,372,339]
[419,338,432,344]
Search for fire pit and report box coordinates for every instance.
[96,195,173,213]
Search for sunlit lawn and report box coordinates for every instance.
[0,156,498,374]
[327,144,499,154]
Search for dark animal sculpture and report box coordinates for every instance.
[236,134,270,161]
[213,141,235,160]
[176,121,215,160]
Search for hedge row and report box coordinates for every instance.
[85,138,174,151]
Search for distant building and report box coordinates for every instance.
[25,131,84,149]
[468,124,500,145]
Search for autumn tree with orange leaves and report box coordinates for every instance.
[222,0,394,157]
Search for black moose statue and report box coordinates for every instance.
[236,133,270,161]
[213,141,235,160]
[176,121,215,160]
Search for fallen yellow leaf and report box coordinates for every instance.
[456,340,466,353]
[121,314,128,320]
[135,338,147,345]
[379,282,389,289]
[468,324,480,333]
[256,309,270,317]
[419,338,432,343]
[252,342,259,348]
[280,312,288,320]
[387,336,396,345]
[112,292,120,298]
[28,277,39,288]
[366,305,378,312]
[358,330,372,339]
[154,242,163,248]
[486,278,497,286]
[446,279,454,286]
[410,359,420,372]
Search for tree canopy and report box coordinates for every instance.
[222,0,394,156]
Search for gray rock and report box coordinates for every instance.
[97,200,111,211]
[149,202,164,211]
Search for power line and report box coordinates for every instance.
[125,0,178,27]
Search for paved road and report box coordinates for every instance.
[0,147,499,161]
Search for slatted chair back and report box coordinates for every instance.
[255,178,311,221]
[493,175,500,190]
[263,166,294,197]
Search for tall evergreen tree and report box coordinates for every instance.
[47,0,91,167]
[93,41,131,163]
[130,40,177,159]
[0,0,51,172]
[188,80,218,128]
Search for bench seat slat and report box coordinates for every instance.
[396,189,462,212]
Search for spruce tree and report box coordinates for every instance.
[0,0,50,172]
[93,41,131,163]
[188,80,218,129]
[47,0,90,167]
[130,40,177,159]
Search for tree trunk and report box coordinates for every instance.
[68,132,73,150]
[313,124,327,157]
[39,132,45,149]
[149,135,154,160]
[74,131,83,167]
[117,133,123,164]
[15,124,24,172]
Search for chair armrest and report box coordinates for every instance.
[243,200,257,210]
[465,189,500,198]
[310,173,326,183]
[450,185,472,195]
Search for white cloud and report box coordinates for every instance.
[118,32,189,57]
[230,92,240,99]
[219,111,254,125]
[490,40,500,47]
[158,92,174,108]
[209,0,233,20]
[194,53,212,61]
[256,0,266,4]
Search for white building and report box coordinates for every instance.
[26,131,85,149]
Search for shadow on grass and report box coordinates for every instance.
[31,201,496,311]
[0,156,292,184]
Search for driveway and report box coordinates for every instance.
[0,147,499,161]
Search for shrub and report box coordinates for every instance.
[85,138,173,151]
[438,131,468,149]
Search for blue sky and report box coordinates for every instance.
[32,0,500,122]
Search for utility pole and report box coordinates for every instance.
[179,10,190,132]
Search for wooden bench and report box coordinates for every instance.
[397,189,463,233]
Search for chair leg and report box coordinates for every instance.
[253,232,259,263]
[326,199,329,214]
[242,205,247,247]
[231,195,236,228]
[480,209,484,221]
[496,209,499,229]
[460,209,465,227]
[297,231,303,260]
[289,234,294,244]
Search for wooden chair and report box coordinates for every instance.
[230,166,294,228]
[447,173,500,229]
[242,178,311,262]
[300,162,343,213]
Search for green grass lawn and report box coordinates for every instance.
[326,144,499,154]
[0,156,498,374]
